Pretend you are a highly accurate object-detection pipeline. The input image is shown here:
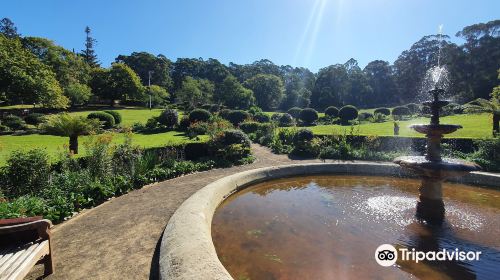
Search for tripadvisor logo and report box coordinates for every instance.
[375,244,482,267]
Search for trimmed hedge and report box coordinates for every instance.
[189,109,212,123]
[325,106,339,117]
[374,108,391,116]
[226,110,251,126]
[392,106,411,116]
[253,112,270,123]
[239,121,261,134]
[103,110,122,125]
[2,115,26,130]
[87,112,115,129]
[287,107,302,118]
[358,112,374,121]
[299,108,319,125]
[339,105,358,123]
[279,113,295,127]
[158,109,179,128]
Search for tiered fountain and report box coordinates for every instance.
[394,88,481,224]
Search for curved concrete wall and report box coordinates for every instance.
[159,162,500,280]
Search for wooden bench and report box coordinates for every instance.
[0,218,53,280]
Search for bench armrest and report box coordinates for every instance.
[0,219,52,239]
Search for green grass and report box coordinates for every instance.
[0,131,206,165]
[67,108,186,126]
[303,113,492,138]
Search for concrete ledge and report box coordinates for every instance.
[159,162,499,280]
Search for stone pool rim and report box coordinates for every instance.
[159,162,500,280]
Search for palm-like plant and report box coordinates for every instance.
[42,113,101,154]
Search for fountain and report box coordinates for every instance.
[394,26,481,224]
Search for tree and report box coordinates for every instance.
[0,35,69,108]
[244,74,284,110]
[22,37,91,89]
[0,18,19,38]
[42,114,100,154]
[311,64,349,109]
[115,52,173,90]
[80,26,99,67]
[65,83,92,106]
[215,75,255,109]
[175,77,213,108]
[90,63,144,105]
[364,60,398,106]
[145,85,170,107]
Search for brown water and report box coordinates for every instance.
[212,175,500,280]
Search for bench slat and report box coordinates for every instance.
[0,241,49,280]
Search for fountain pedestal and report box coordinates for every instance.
[394,88,480,224]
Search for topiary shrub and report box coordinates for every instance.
[279,113,295,127]
[239,121,261,134]
[189,109,212,123]
[299,108,319,126]
[209,104,220,113]
[178,116,191,131]
[87,112,115,129]
[406,103,420,115]
[226,110,251,126]
[374,108,390,116]
[287,107,302,119]
[24,113,46,126]
[358,112,374,121]
[210,129,251,162]
[2,114,26,130]
[392,106,411,118]
[145,117,159,130]
[219,109,232,119]
[103,110,122,125]
[292,129,318,156]
[325,106,339,118]
[158,109,179,128]
[339,105,358,124]
[254,112,270,123]
[248,106,263,116]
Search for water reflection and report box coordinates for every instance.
[212,175,500,280]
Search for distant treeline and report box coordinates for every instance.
[0,18,499,110]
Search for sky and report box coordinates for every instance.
[3,0,499,72]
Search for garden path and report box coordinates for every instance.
[27,144,326,280]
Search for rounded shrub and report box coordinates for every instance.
[210,129,252,161]
[87,112,115,129]
[325,106,339,118]
[178,116,191,131]
[2,114,26,130]
[24,113,46,125]
[219,109,232,119]
[279,113,295,127]
[293,128,314,145]
[239,121,261,134]
[299,108,319,125]
[358,112,374,121]
[254,112,270,123]
[188,109,212,123]
[338,105,359,124]
[374,108,391,116]
[226,110,251,126]
[209,104,220,113]
[103,110,122,125]
[392,106,411,116]
[287,107,302,119]
[406,103,420,115]
[158,109,179,128]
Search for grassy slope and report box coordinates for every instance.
[305,113,491,138]
[0,108,194,165]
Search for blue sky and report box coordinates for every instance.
[3,0,499,71]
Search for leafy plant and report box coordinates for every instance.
[299,108,319,126]
[87,111,115,129]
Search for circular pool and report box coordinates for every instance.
[212,175,500,280]
[159,163,500,280]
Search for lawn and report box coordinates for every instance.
[0,107,195,165]
[0,131,206,165]
[303,113,492,138]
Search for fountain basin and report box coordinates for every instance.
[159,163,500,280]
[394,156,481,179]
[410,124,463,135]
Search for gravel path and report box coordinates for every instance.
[28,144,324,280]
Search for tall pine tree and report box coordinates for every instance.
[80,26,100,67]
[0,18,19,38]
